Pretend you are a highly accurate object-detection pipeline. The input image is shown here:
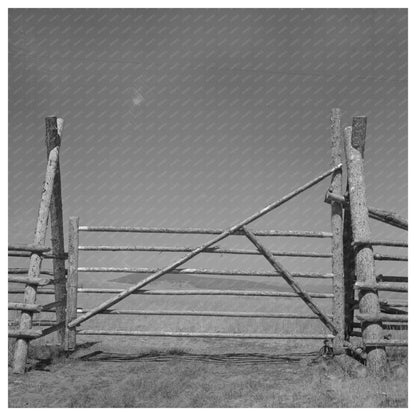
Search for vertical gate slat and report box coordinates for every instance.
[329,108,345,348]
[66,217,80,351]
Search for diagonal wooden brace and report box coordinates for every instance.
[241,227,338,335]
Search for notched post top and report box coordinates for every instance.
[45,116,64,150]
[351,116,367,155]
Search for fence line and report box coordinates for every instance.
[78,226,333,238]
[78,245,333,258]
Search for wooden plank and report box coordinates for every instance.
[45,116,67,346]
[344,119,386,374]
[353,239,407,248]
[8,244,50,253]
[13,146,59,374]
[78,245,332,258]
[329,108,345,348]
[355,313,408,323]
[355,282,408,293]
[373,254,407,262]
[325,192,408,231]
[8,251,68,259]
[8,276,51,286]
[9,329,43,339]
[65,217,79,351]
[10,287,334,298]
[242,227,338,334]
[77,330,334,340]
[380,300,408,308]
[76,308,331,319]
[76,289,334,298]
[68,164,342,329]
[364,340,407,347]
[78,226,333,238]
[42,322,66,337]
[77,267,333,279]
[8,268,55,276]
[8,302,42,313]
[367,207,407,231]
[42,299,66,311]
[376,275,408,283]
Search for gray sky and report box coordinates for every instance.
[8,9,407,276]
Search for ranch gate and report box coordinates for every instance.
[8,110,408,375]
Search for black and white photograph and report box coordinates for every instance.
[6,4,409,408]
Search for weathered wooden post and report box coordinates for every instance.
[343,118,386,374]
[45,116,66,346]
[343,201,355,339]
[65,216,79,351]
[13,147,60,373]
[329,108,345,349]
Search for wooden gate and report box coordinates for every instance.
[65,163,343,351]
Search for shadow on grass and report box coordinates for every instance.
[78,348,318,364]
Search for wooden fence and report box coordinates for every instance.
[8,117,67,374]
[8,110,408,375]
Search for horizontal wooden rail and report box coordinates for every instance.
[8,302,42,313]
[364,340,408,347]
[352,322,408,331]
[76,330,334,340]
[8,276,52,286]
[78,245,333,258]
[355,282,408,293]
[8,268,55,276]
[8,287,334,298]
[353,239,407,248]
[78,226,333,238]
[8,244,50,253]
[373,254,408,262]
[8,329,43,339]
[9,288,55,295]
[8,250,68,260]
[380,300,408,308]
[31,320,58,326]
[75,308,330,319]
[77,267,334,279]
[376,275,408,283]
[325,192,408,231]
[355,313,408,323]
[350,300,409,309]
[8,300,65,313]
[75,288,334,298]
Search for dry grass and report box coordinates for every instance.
[9,348,407,408]
[8,272,408,407]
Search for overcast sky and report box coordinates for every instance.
[8,9,407,276]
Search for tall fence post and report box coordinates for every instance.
[329,108,345,349]
[45,116,67,346]
[65,217,79,351]
[343,118,386,374]
[13,147,60,373]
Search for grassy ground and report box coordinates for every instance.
[8,272,408,407]
[8,343,408,408]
